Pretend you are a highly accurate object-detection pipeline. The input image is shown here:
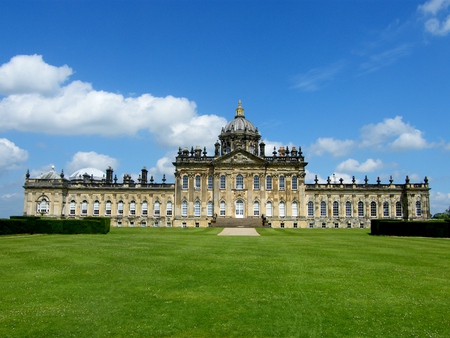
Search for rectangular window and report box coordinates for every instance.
[154,202,160,216]
[308,202,314,217]
[130,202,136,215]
[194,201,200,216]
[345,202,352,217]
[266,202,272,217]
[118,202,124,215]
[254,175,260,190]
[292,176,298,190]
[93,201,99,216]
[182,201,187,216]
[396,202,402,217]
[358,202,364,217]
[106,201,111,216]
[166,202,172,216]
[279,176,285,190]
[220,201,226,216]
[207,202,213,217]
[182,175,188,190]
[266,176,272,190]
[142,202,148,216]
[81,201,88,216]
[320,202,326,217]
[207,175,213,190]
[333,202,339,217]
[253,202,260,216]
[292,202,298,217]
[195,175,201,190]
[220,175,226,189]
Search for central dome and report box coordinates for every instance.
[223,100,257,133]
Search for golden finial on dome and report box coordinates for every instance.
[235,100,245,118]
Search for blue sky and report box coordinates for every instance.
[1,0,450,218]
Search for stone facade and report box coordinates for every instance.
[23,101,431,228]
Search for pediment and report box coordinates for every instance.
[214,149,266,165]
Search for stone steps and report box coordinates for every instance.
[212,217,265,228]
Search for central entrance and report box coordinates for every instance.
[235,199,244,218]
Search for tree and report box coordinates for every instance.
[432,206,450,220]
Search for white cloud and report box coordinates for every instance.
[292,61,344,92]
[336,158,383,173]
[359,44,411,74]
[0,55,225,149]
[430,191,450,214]
[0,138,28,173]
[147,155,175,181]
[0,55,72,96]
[308,137,354,157]
[65,151,119,175]
[419,0,450,36]
[360,116,432,150]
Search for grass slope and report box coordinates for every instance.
[0,228,449,337]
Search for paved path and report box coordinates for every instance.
[217,228,260,236]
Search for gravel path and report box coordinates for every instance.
[217,228,260,236]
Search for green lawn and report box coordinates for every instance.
[0,228,449,337]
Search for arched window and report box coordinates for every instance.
[333,201,339,217]
[383,202,389,217]
[142,201,148,216]
[253,175,260,190]
[94,200,100,216]
[220,201,226,216]
[292,201,298,217]
[166,201,172,216]
[253,201,260,216]
[307,201,314,217]
[416,201,422,216]
[81,200,88,216]
[345,201,352,217]
[292,176,298,190]
[396,201,402,217]
[195,175,201,190]
[279,176,285,190]
[207,201,213,216]
[106,201,112,215]
[279,202,285,217]
[118,201,124,215]
[37,199,49,214]
[236,174,244,189]
[194,201,200,216]
[182,175,188,190]
[358,201,364,217]
[70,200,76,215]
[130,201,136,215]
[266,201,272,217]
[182,201,188,216]
[207,175,213,190]
[320,201,327,217]
[154,201,160,216]
[220,175,226,189]
[370,201,377,217]
[266,175,272,190]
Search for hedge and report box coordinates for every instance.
[371,219,450,238]
[0,216,110,235]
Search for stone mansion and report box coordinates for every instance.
[23,101,431,228]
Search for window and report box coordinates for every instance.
[279,202,285,217]
[142,201,148,216]
[130,201,136,215]
[195,175,201,190]
[207,201,213,216]
[254,175,260,190]
[70,200,76,215]
[345,201,352,217]
[37,199,49,214]
[236,174,244,189]
[195,222,199,228]
[320,201,326,217]
[118,201,124,215]
[396,201,402,217]
[308,201,314,217]
[266,201,272,217]
[266,175,272,190]
[383,202,389,217]
[309,223,314,228]
[220,201,226,216]
[182,201,188,216]
[370,201,377,217]
[322,223,326,228]
[182,222,186,228]
[279,176,285,190]
[281,223,285,228]
[207,175,213,190]
[334,223,339,228]
[416,201,422,216]
[166,201,172,216]
[182,175,188,190]
[294,222,298,228]
[253,201,260,216]
[130,221,134,227]
[117,220,122,227]
[141,221,146,227]
[154,201,160,216]
[81,200,88,216]
[106,201,111,215]
[93,200,100,216]
[194,201,200,216]
[358,201,364,217]
[292,202,298,217]
[220,175,226,189]
[333,201,339,217]
[292,176,298,190]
